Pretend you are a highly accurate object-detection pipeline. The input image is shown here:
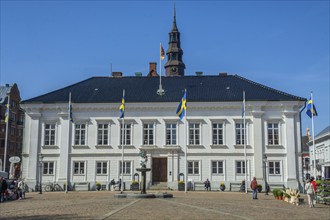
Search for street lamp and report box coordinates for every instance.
[39,153,43,194]
[263,154,269,195]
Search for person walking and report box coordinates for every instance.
[0,177,8,203]
[250,177,258,199]
[204,179,211,191]
[17,178,25,200]
[305,179,315,208]
[310,177,317,205]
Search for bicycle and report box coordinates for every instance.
[44,182,63,192]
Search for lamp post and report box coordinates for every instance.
[263,154,269,195]
[39,153,43,194]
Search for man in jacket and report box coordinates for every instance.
[250,177,258,199]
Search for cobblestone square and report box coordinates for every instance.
[0,191,329,219]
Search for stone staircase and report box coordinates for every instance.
[149,182,168,190]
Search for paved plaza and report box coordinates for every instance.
[0,191,329,219]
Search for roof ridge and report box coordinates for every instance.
[233,74,306,101]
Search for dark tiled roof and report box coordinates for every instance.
[0,85,12,104]
[316,126,330,138]
[22,75,306,104]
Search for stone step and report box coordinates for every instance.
[149,182,168,190]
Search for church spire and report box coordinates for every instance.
[164,4,185,76]
[172,3,178,31]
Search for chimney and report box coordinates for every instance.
[112,72,123,77]
[135,72,142,77]
[148,62,158,77]
[195,71,203,76]
[219,72,227,77]
[5,84,10,87]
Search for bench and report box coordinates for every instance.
[110,182,125,191]
[74,182,90,191]
[230,183,244,192]
[193,182,210,191]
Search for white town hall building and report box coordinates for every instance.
[20,10,306,192]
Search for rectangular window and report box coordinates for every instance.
[74,161,85,174]
[235,123,245,145]
[236,161,246,174]
[11,112,16,122]
[212,123,223,145]
[96,161,108,175]
[189,123,200,145]
[269,161,281,174]
[143,123,154,145]
[18,129,23,137]
[97,124,109,145]
[212,161,224,174]
[44,124,56,146]
[166,123,177,145]
[10,126,15,136]
[267,123,279,145]
[119,161,131,174]
[120,124,131,145]
[75,124,86,145]
[188,161,199,174]
[43,162,54,175]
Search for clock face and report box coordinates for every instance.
[171,67,177,73]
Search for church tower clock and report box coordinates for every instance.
[164,6,185,76]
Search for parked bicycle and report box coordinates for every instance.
[44,182,63,192]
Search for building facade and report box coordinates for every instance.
[0,83,24,177]
[20,9,306,191]
[308,126,330,179]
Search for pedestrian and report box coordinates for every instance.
[240,179,246,192]
[17,178,25,200]
[310,176,317,205]
[0,177,8,202]
[110,179,116,191]
[250,177,258,199]
[305,179,315,208]
[204,179,211,191]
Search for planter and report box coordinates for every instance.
[257,186,262,193]
[220,185,225,191]
[131,184,139,191]
[178,184,185,191]
[96,186,101,191]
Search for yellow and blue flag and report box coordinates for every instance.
[160,44,165,61]
[4,103,9,123]
[306,96,317,118]
[176,89,186,120]
[69,104,74,123]
[119,90,125,118]
[242,91,245,118]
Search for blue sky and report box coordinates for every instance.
[0,0,329,135]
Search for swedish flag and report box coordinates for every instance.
[4,103,9,123]
[306,97,318,118]
[119,90,125,118]
[176,89,186,120]
[69,104,74,123]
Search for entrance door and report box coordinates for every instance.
[152,158,167,183]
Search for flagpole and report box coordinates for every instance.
[184,89,188,193]
[160,42,162,90]
[121,89,125,194]
[3,94,10,172]
[66,92,72,193]
[243,91,247,194]
[158,43,164,95]
[310,91,316,178]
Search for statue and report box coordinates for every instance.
[136,150,151,194]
